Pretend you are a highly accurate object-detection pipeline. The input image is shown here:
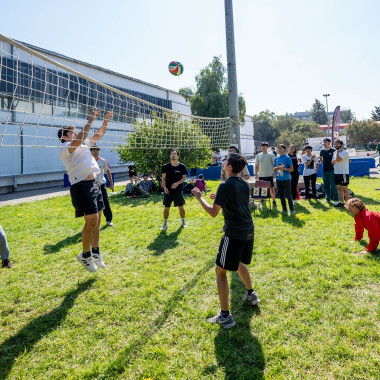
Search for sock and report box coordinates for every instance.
[247,289,253,296]
[163,219,168,224]
[82,251,91,258]
[221,310,229,318]
[181,218,186,223]
[92,247,99,254]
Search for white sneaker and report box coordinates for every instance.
[107,221,114,226]
[181,222,189,228]
[334,201,339,206]
[77,252,97,272]
[293,200,298,205]
[161,222,168,231]
[92,251,105,269]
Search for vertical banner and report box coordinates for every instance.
[331,105,341,144]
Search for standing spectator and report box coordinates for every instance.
[161,149,188,230]
[91,145,114,226]
[332,139,350,207]
[320,138,339,205]
[301,146,319,199]
[221,146,250,182]
[271,146,277,156]
[128,165,139,184]
[255,142,276,207]
[288,144,299,204]
[191,153,260,328]
[374,140,380,156]
[1,224,13,268]
[273,144,294,215]
[212,150,222,166]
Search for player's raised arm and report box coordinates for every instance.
[90,111,113,145]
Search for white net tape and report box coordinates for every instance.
[0,34,231,149]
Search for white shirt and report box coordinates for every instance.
[333,149,349,174]
[95,156,111,185]
[302,154,318,176]
[59,138,100,185]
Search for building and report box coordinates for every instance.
[290,111,334,122]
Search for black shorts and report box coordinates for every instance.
[259,176,274,187]
[335,174,349,186]
[216,235,254,271]
[129,171,137,177]
[163,192,185,207]
[70,180,104,218]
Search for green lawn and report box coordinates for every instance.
[0,177,379,379]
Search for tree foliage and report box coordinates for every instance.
[276,121,323,149]
[340,108,355,123]
[311,99,328,125]
[371,106,380,121]
[345,120,380,146]
[116,114,212,187]
[179,56,246,122]
[272,114,298,139]
[252,110,276,143]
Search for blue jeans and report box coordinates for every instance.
[0,225,10,261]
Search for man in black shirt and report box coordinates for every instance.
[161,149,188,230]
[192,153,260,329]
[320,138,339,205]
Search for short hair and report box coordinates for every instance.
[57,126,75,143]
[277,144,286,150]
[143,173,148,177]
[374,140,379,143]
[261,142,269,147]
[226,153,247,173]
[170,149,179,156]
[271,146,276,150]
[345,198,366,211]
[90,145,100,151]
[335,138,344,145]
[323,138,331,142]
[305,145,313,150]
[229,145,240,153]
[198,174,204,179]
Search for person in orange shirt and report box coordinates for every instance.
[345,198,380,254]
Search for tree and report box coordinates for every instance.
[276,130,305,149]
[371,106,380,121]
[340,108,355,123]
[345,120,380,146]
[179,56,246,122]
[271,114,298,140]
[276,121,323,149]
[116,114,212,188]
[310,99,328,125]
[252,110,276,143]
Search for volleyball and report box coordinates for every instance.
[168,61,184,76]
[210,193,216,199]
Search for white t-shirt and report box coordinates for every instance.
[333,149,349,174]
[59,138,100,185]
[302,154,318,176]
[95,156,111,185]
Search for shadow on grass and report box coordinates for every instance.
[43,231,82,254]
[352,193,380,206]
[82,259,215,379]
[0,279,96,379]
[208,272,264,379]
[307,199,329,210]
[147,227,183,256]
[293,202,311,214]
[280,213,306,227]
[110,193,163,208]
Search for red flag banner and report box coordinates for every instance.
[332,106,340,144]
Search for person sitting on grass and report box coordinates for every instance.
[192,153,260,329]
[345,198,380,254]
[1,224,13,268]
[135,174,152,197]
[183,174,207,195]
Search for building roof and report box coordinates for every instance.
[18,40,181,96]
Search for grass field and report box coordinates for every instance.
[0,177,379,379]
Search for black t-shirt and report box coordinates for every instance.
[288,153,299,172]
[162,162,188,194]
[214,176,254,239]
[319,148,335,171]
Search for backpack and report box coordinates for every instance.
[124,182,133,196]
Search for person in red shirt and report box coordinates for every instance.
[345,198,380,254]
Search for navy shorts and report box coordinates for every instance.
[70,180,104,218]
[216,235,254,271]
[163,192,185,207]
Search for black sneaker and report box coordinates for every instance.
[334,202,344,208]
[2,259,13,268]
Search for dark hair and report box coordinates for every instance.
[261,142,269,147]
[277,144,286,150]
[323,138,331,142]
[335,138,344,145]
[57,126,75,143]
[305,145,313,150]
[198,174,205,183]
[170,149,179,156]
[90,145,100,151]
[229,145,240,153]
[226,153,247,173]
[143,173,148,177]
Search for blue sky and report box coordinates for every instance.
[1,0,379,119]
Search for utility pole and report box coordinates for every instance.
[323,93,330,137]
[224,0,240,150]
